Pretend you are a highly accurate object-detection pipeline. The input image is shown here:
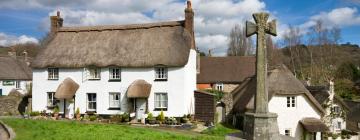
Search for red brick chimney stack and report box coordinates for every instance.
[185,0,195,49]
[50,11,63,33]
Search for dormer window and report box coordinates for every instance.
[155,67,167,81]
[48,68,59,80]
[287,96,296,108]
[85,67,101,80]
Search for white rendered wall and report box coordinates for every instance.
[269,95,322,140]
[0,80,30,95]
[32,50,197,117]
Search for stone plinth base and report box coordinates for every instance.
[243,112,279,140]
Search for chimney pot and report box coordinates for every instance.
[187,0,192,9]
[50,11,63,33]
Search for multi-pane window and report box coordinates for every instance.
[109,92,121,108]
[155,67,167,80]
[47,92,57,107]
[48,68,59,80]
[15,81,20,89]
[286,96,296,108]
[284,129,291,136]
[215,83,224,91]
[109,68,121,80]
[87,68,101,80]
[333,106,341,114]
[87,93,97,111]
[337,121,342,130]
[155,93,168,109]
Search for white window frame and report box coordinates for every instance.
[109,92,121,109]
[155,93,168,109]
[286,96,296,108]
[155,67,167,80]
[47,92,56,107]
[284,129,291,136]
[48,68,59,80]
[87,93,97,111]
[215,83,224,91]
[15,81,20,89]
[109,67,121,80]
[333,106,341,114]
[86,68,101,80]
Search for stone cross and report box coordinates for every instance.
[246,13,276,114]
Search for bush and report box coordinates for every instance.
[122,113,130,122]
[204,89,225,102]
[157,111,165,122]
[75,108,80,115]
[110,114,123,123]
[30,111,40,116]
[53,106,60,113]
[89,115,97,121]
[147,113,154,119]
[181,114,189,123]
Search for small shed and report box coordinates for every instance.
[194,90,215,123]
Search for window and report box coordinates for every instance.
[109,68,121,80]
[87,93,97,111]
[215,83,224,91]
[2,80,14,86]
[109,92,121,109]
[15,81,20,89]
[155,93,168,110]
[284,129,291,136]
[337,121,342,130]
[333,106,341,114]
[287,96,296,108]
[86,68,101,80]
[47,92,57,107]
[155,67,167,80]
[357,122,360,129]
[48,68,59,80]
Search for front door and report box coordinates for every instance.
[136,99,146,120]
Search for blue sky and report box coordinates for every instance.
[0,0,359,55]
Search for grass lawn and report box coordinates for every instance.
[0,118,239,140]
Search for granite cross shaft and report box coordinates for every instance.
[246,12,276,113]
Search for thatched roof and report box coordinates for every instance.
[127,80,152,98]
[32,21,193,68]
[307,86,350,110]
[344,100,360,131]
[300,117,329,132]
[55,78,79,99]
[197,56,255,84]
[0,56,32,80]
[232,65,325,114]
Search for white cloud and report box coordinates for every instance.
[0,33,39,46]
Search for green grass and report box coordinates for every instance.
[201,123,239,137]
[0,118,238,140]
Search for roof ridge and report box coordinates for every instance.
[58,20,185,32]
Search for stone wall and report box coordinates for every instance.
[0,90,25,116]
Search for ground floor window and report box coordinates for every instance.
[155,93,168,110]
[109,92,121,109]
[15,81,20,89]
[285,129,291,136]
[47,92,57,107]
[87,93,97,111]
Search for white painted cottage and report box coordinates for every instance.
[0,54,32,96]
[31,1,196,119]
[233,65,328,140]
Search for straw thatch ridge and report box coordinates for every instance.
[300,117,329,132]
[232,65,325,114]
[32,20,192,68]
[0,56,32,80]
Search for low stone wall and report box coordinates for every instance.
[0,90,25,116]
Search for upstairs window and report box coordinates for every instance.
[109,67,121,80]
[155,93,168,110]
[84,68,101,80]
[286,96,296,108]
[109,92,121,109]
[87,93,97,111]
[48,68,59,80]
[155,67,167,81]
[215,83,224,91]
[332,106,341,114]
[284,129,291,136]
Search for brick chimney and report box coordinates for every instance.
[185,0,195,49]
[50,11,63,33]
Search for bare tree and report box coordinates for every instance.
[227,24,254,56]
[283,25,303,78]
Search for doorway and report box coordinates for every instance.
[135,98,146,120]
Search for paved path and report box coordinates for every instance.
[0,122,10,140]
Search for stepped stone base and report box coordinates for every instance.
[243,112,280,140]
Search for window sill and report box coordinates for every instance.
[154,79,167,82]
[88,79,101,81]
[108,79,121,82]
[48,79,59,81]
[85,111,97,114]
[108,107,121,110]
[154,108,167,111]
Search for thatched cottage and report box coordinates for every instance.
[232,65,328,140]
[31,1,196,119]
[0,54,32,96]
